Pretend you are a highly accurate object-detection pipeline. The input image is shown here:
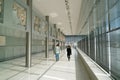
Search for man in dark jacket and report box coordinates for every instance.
[67,45,72,61]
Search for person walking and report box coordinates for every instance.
[55,43,60,61]
[67,45,72,61]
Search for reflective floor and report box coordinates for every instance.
[0,49,90,80]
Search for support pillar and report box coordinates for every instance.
[26,0,32,67]
[58,28,60,45]
[45,16,49,58]
[54,24,57,48]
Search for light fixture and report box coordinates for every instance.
[49,12,58,18]
[64,0,73,34]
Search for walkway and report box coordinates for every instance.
[40,49,76,80]
[0,48,90,80]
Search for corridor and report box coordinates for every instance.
[0,48,90,80]
[0,0,120,80]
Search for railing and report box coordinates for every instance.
[76,47,113,80]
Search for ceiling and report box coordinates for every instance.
[33,0,82,35]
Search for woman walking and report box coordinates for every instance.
[55,43,60,61]
[67,45,72,61]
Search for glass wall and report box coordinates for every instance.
[109,0,120,79]
[110,30,120,79]
[89,31,95,60]
[78,0,120,79]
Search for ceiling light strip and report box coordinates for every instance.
[64,0,73,34]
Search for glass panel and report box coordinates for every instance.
[109,1,120,30]
[96,0,109,33]
[96,27,101,65]
[89,12,94,32]
[108,0,118,9]
[90,31,95,60]
[101,19,105,33]
[101,33,109,72]
[86,37,89,55]
[110,29,120,80]
[96,35,100,64]
[84,37,88,54]
[99,34,103,66]
[105,13,109,32]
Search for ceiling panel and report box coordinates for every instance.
[33,0,82,35]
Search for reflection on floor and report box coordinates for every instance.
[0,49,90,80]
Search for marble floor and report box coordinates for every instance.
[0,49,90,80]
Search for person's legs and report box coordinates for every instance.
[68,56,70,61]
[56,53,59,61]
[67,54,70,61]
[55,54,57,61]
[57,53,59,61]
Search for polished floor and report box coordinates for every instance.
[0,48,90,80]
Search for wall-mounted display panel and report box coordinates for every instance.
[0,0,3,23]
[0,36,6,46]
[34,16,40,32]
[13,2,27,27]
[40,21,46,35]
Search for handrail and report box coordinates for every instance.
[76,47,113,80]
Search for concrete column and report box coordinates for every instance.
[54,24,57,47]
[61,32,63,50]
[45,16,49,58]
[58,28,60,44]
[26,0,32,67]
